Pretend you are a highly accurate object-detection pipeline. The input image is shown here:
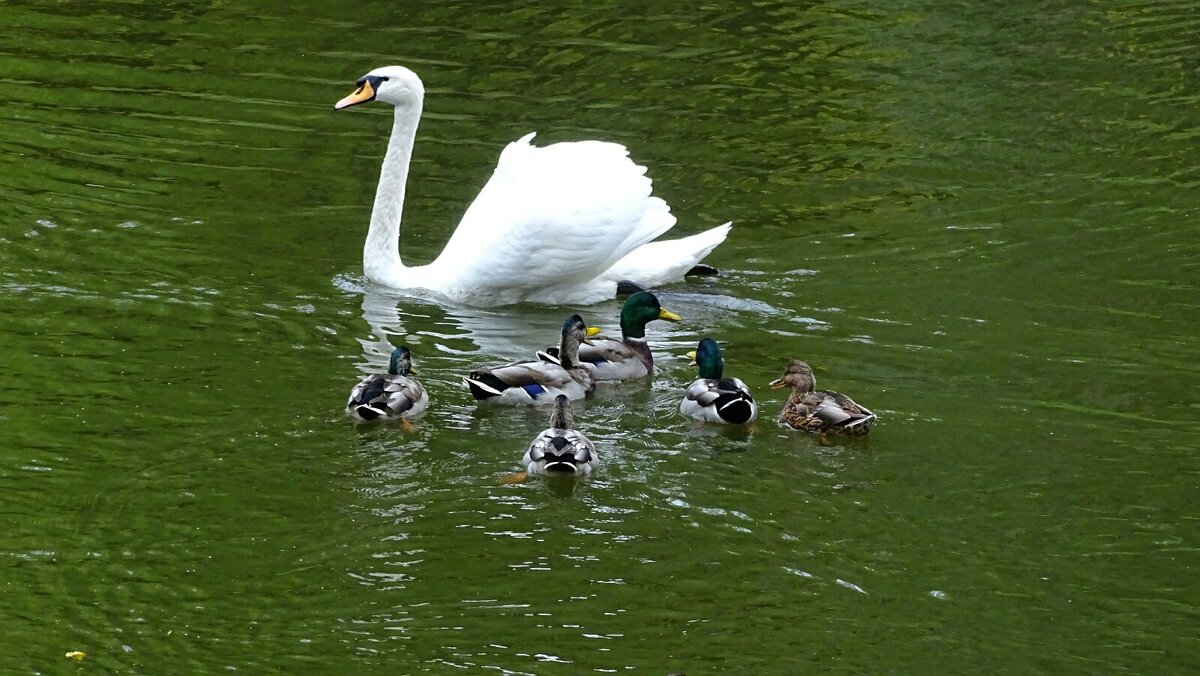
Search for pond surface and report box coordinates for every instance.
[1,1,1197,672]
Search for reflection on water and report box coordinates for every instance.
[342,271,784,375]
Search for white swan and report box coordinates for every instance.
[334,65,732,306]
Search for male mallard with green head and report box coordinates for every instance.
[679,338,757,424]
[539,291,681,380]
[347,346,429,422]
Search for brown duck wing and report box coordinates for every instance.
[488,360,577,389]
[830,391,873,417]
[579,338,636,364]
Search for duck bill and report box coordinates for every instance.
[769,377,786,389]
[334,80,375,110]
[685,350,697,366]
[658,308,682,322]
[583,326,601,345]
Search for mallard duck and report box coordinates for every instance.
[679,338,757,424]
[769,360,876,435]
[463,315,600,405]
[334,65,731,305]
[346,346,429,422]
[537,291,680,380]
[522,395,599,476]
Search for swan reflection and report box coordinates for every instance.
[353,282,595,368]
[341,272,782,382]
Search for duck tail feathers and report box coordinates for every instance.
[352,405,387,421]
[844,412,877,429]
[464,372,507,400]
[716,396,755,425]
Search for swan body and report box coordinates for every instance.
[347,346,429,422]
[463,315,599,405]
[537,291,680,380]
[770,360,876,435]
[335,66,732,306]
[523,395,598,476]
[680,338,757,425]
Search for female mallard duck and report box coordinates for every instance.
[463,315,600,405]
[522,395,599,476]
[769,360,876,435]
[333,65,732,306]
[679,338,757,424]
[537,291,681,380]
[346,346,429,422]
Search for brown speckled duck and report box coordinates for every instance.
[769,360,875,435]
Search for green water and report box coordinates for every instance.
[2,1,1197,672]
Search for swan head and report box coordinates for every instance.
[335,66,424,111]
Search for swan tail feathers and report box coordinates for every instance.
[602,222,733,288]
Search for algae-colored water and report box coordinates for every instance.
[2,1,1197,672]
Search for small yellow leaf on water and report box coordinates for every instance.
[65,650,86,660]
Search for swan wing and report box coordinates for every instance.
[434,134,676,293]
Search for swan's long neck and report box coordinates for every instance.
[363,102,423,285]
